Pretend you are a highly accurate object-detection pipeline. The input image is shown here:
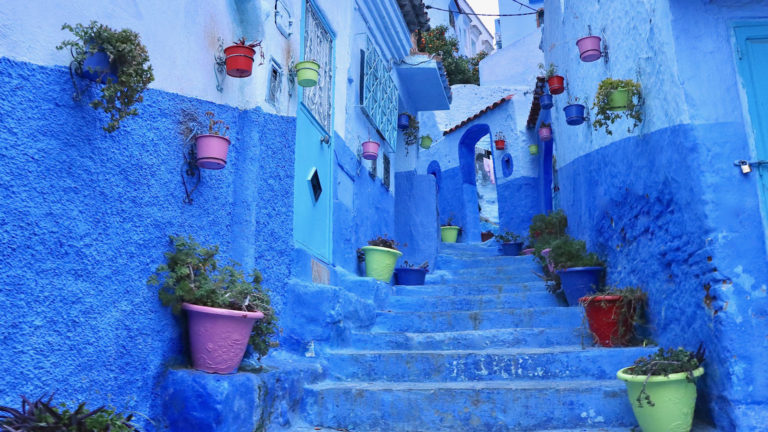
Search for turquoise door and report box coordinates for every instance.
[735,23,768,231]
[293,0,334,262]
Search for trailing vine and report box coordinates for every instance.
[592,78,643,136]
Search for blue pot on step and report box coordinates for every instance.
[500,242,523,256]
[540,93,553,110]
[80,47,119,84]
[557,266,603,306]
[395,268,427,285]
[563,104,586,126]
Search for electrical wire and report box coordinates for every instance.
[510,0,538,12]
[424,5,538,17]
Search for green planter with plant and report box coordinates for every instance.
[592,78,643,135]
[148,235,277,374]
[496,231,523,256]
[57,21,154,133]
[549,235,605,306]
[0,395,138,431]
[359,236,403,282]
[440,216,461,243]
[420,135,433,149]
[617,346,706,432]
[579,287,646,347]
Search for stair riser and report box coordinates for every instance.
[427,273,544,284]
[384,292,561,312]
[436,256,541,271]
[373,308,582,332]
[344,328,583,350]
[396,282,549,296]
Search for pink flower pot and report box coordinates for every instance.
[522,248,535,255]
[541,248,555,273]
[538,126,552,142]
[196,134,231,170]
[182,303,264,374]
[362,141,380,160]
[576,36,602,62]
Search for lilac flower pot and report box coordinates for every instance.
[576,36,602,62]
[196,134,231,170]
[182,303,264,374]
[362,141,380,160]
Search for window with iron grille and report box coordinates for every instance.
[266,59,282,108]
[361,37,397,150]
[369,158,377,180]
[383,153,390,190]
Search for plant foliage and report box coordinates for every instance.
[418,25,487,85]
[625,345,706,407]
[495,231,521,243]
[204,111,230,137]
[147,235,277,359]
[592,78,643,136]
[538,62,558,79]
[403,114,419,147]
[0,395,138,431]
[57,21,154,133]
[400,260,429,271]
[547,236,604,270]
[365,235,403,251]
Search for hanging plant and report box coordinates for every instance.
[592,78,643,136]
[494,131,506,150]
[224,37,264,78]
[539,62,564,95]
[403,114,420,149]
[57,21,154,133]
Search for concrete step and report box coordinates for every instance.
[373,307,583,332]
[426,271,543,285]
[438,242,503,257]
[436,254,541,271]
[302,379,636,431]
[383,291,563,312]
[323,346,654,382]
[344,327,584,350]
[396,281,549,296]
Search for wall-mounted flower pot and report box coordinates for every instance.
[361,245,402,282]
[398,113,410,130]
[395,268,427,285]
[224,45,256,78]
[182,303,264,374]
[563,104,586,126]
[576,36,602,62]
[617,367,704,432]
[440,226,460,243]
[362,140,380,160]
[579,295,635,347]
[540,93,554,110]
[81,47,118,84]
[547,75,565,95]
[529,144,539,155]
[608,88,630,111]
[494,139,506,150]
[501,242,523,256]
[196,134,231,170]
[557,266,603,306]
[295,60,320,87]
[420,136,433,149]
[538,126,552,142]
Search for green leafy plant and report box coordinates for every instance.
[147,235,277,359]
[400,260,429,271]
[57,21,154,133]
[418,25,487,85]
[529,210,568,251]
[204,111,230,136]
[624,345,706,407]
[580,286,647,346]
[495,231,521,243]
[538,62,558,79]
[547,235,604,270]
[0,395,138,431]
[592,78,643,135]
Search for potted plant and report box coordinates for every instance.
[592,78,643,135]
[362,140,380,160]
[359,235,404,282]
[496,231,524,256]
[148,235,277,373]
[196,111,231,170]
[529,144,539,155]
[576,35,602,62]
[492,131,506,150]
[579,287,646,347]
[548,235,605,306]
[224,37,264,78]
[57,21,154,132]
[403,115,420,155]
[563,96,586,126]
[539,63,564,95]
[398,113,411,130]
[440,216,461,243]
[394,260,429,286]
[617,346,706,432]
[0,395,138,431]
[538,122,553,142]
[420,134,433,149]
[540,92,554,110]
[294,59,320,87]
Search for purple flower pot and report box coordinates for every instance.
[182,303,264,374]
[362,141,380,160]
[196,134,231,170]
[501,242,523,256]
[576,36,602,62]
[557,267,604,306]
[395,268,427,285]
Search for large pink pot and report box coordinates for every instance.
[196,134,231,170]
[576,36,602,62]
[362,141,380,160]
[182,303,264,374]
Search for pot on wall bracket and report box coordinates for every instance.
[547,75,565,95]
[420,136,433,149]
[494,139,506,150]
[529,144,539,155]
[362,141,380,160]
[196,134,231,170]
[540,93,554,110]
[398,113,410,130]
[79,47,119,84]
[223,45,256,78]
[576,36,603,62]
[563,104,587,126]
[538,126,553,142]
[295,60,320,87]
[608,88,630,111]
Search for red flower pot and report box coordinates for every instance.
[494,139,505,150]
[548,75,565,95]
[224,45,256,78]
[579,295,635,347]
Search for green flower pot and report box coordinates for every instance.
[361,246,402,282]
[529,144,539,155]
[420,136,432,149]
[617,366,704,432]
[608,88,630,111]
[295,60,320,87]
[440,226,460,243]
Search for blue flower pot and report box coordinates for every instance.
[80,48,118,84]
[501,242,523,256]
[395,268,427,285]
[540,93,553,110]
[557,266,603,306]
[397,113,410,130]
[563,104,586,126]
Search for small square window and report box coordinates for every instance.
[266,59,283,107]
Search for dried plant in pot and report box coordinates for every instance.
[440,215,461,243]
[0,395,138,431]
[579,286,646,347]
[358,235,404,282]
[395,260,430,286]
[196,111,231,170]
[224,37,264,78]
[494,131,506,150]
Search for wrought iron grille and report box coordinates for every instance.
[303,0,333,132]
[362,37,398,150]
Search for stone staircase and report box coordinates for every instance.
[301,242,654,431]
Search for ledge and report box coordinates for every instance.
[395,55,452,111]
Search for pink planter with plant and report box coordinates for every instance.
[576,36,602,62]
[362,141,380,160]
[196,134,231,170]
[538,125,553,142]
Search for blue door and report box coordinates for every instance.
[735,23,768,232]
[293,0,334,262]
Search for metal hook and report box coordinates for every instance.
[181,125,202,204]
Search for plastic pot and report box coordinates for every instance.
[182,303,264,374]
[80,47,118,84]
[547,75,565,95]
[398,113,410,130]
[361,246,402,282]
[295,60,320,87]
[494,139,506,150]
[576,36,602,62]
[617,367,704,432]
[608,88,630,111]
[540,93,554,110]
[420,136,433,149]
[224,45,256,78]
[362,141,380,160]
[440,226,460,243]
[538,126,553,142]
[563,104,586,126]
[501,242,523,256]
[394,268,427,285]
[529,144,539,155]
[522,248,535,255]
[196,134,231,170]
[557,266,603,306]
[579,295,635,347]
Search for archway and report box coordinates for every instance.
[457,123,499,242]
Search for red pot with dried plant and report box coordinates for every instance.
[579,287,646,347]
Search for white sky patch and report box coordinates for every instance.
[466,0,499,36]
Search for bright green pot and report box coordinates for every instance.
[420,136,433,149]
[608,88,630,111]
[529,144,539,155]
[617,366,704,432]
[361,246,402,282]
[295,60,320,87]
[440,226,460,243]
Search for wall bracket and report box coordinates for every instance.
[214,36,227,92]
[182,125,201,204]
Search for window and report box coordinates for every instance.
[369,158,377,180]
[361,38,398,150]
[266,59,282,108]
[383,153,391,190]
